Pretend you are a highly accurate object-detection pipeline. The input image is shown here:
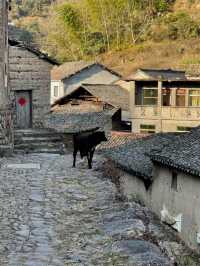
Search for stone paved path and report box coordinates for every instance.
[0,153,196,265]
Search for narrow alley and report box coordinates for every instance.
[0,153,196,266]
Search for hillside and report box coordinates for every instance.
[10,0,200,76]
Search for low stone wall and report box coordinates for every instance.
[44,112,112,135]
[0,108,14,155]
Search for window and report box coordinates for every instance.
[53,86,59,97]
[176,88,186,107]
[171,172,178,191]
[177,126,192,132]
[142,88,158,105]
[140,124,156,133]
[189,90,200,107]
[162,88,171,106]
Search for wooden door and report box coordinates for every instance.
[16,91,32,129]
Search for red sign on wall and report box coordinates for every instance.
[18,97,27,107]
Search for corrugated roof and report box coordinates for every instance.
[51,61,121,81]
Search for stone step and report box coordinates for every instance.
[14,136,62,144]
[14,132,62,139]
[14,148,63,155]
[14,142,63,149]
[14,129,65,155]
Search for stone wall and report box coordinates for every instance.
[9,45,53,128]
[0,0,13,154]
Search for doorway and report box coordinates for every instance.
[15,90,32,129]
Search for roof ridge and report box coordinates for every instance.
[9,38,59,65]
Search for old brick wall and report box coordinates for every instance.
[9,46,52,128]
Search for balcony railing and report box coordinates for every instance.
[133,106,200,120]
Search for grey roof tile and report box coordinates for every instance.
[150,127,200,177]
[126,68,187,81]
[45,111,112,133]
[104,133,178,180]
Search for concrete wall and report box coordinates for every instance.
[118,165,200,251]
[130,81,200,133]
[9,45,53,128]
[132,116,200,133]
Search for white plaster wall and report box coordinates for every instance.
[63,65,119,94]
[119,167,200,251]
[132,118,200,133]
[51,80,64,104]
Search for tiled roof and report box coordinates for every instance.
[126,68,187,81]
[45,111,114,133]
[99,131,149,150]
[81,84,129,111]
[52,84,129,111]
[51,61,93,80]
[9,39,58,65]
[150,127,200,177]
[8,25,32,43]
[104,133,178,181]
[51,61,121,81]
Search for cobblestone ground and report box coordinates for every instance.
[0,153,197,266]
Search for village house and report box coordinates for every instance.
[128,68,200,133]
[51,61,121,104]
[149,127,200,251]
[0,0,13,155]
[52,83,130,125]
[105,126,200,252]
[9,39,58,129]
[46,84,123,149]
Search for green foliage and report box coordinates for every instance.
[9,0,200,62]
[147,11,200,41]
[11,0,54,18]
[57,4,81,33]
[154,0,171,12]
[165,12,200,39]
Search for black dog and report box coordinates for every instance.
[73,131,107,169]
